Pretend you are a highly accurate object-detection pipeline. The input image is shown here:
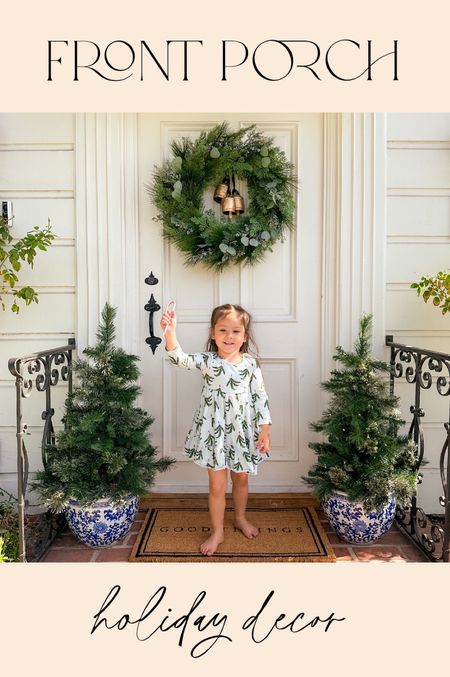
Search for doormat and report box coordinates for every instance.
[129,505,335,562]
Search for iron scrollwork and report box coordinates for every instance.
[7,340,75,562]
[386,335,450,562]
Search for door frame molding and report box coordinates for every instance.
[74,112,388,491]
[75,112,140,354]
[76,112,387,359]
[321,112,387,379]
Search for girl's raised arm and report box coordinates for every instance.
[161,304,209,372]
[165,344,209,371]
[161,303,177,351]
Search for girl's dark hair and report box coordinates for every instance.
[206,304,259,360]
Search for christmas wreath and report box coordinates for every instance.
[149,122,297,269]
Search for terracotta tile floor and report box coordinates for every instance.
[40,505,430,563]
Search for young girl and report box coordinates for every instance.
[161,303,271,557]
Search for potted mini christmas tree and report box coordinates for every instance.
[304,314,418,544]
[34,303,175,547]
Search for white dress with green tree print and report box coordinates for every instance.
[166,343,272,475]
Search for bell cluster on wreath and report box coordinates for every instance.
[213,174,245,219]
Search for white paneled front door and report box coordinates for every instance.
[137,113,323,492]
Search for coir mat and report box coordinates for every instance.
[129,497,335,562]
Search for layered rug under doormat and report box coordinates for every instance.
[129,500,335,563]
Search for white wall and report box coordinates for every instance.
[0,112,448,513]
[0,113,76,505]
[386,113,450,513]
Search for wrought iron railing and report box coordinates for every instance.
[386,336,450,562]
[7,340,75,562]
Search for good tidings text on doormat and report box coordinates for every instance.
[129,506,335,562]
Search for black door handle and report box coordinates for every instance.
[144,271,162,354]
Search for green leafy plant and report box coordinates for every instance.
[411,271,450,315]
[33,303,175,511]
[0,537,9,563]
[0,489,19,563]
[303,314,418,511]
[0,215,55,313]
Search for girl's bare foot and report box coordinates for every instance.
[200,530,224,556]
[235,516,259,539]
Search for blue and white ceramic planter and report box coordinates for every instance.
[64,495,139,548]
[322,491,396,544]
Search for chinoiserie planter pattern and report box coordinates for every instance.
[64,495,139,547]
[322,492,396,544]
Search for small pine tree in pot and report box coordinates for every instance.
[304,314,418,544]
[34,303,175,547]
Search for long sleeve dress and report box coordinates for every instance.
[166,343,272,475]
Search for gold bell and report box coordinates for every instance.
[232,191,245,214]
[222,195,236,217]
[213,180,229,203]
